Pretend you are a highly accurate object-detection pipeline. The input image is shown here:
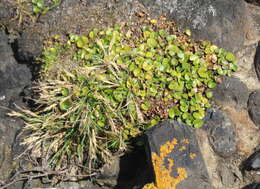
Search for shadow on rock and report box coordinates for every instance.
[245,0,260,6]
[241,149,260,172]
[254,41,260,81]
[242,182,260,189]
[115,141,153,189]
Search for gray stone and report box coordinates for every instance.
[0,31,31,108]
[248,90,260,127]
[100,157,120,179]
[212,77,249,109]
[145,120,212,189]
[255,41,260,81]
[16,29,44,62]
[140,0,248,52]
[217,164,236,187]
[204,108,237,157]
[0,2,12,19]
[242,150,260,171]
[0,31,31,183]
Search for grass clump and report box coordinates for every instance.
[10,17,238,175]
[13,0,62,25]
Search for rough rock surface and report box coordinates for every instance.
[212,77,249,109]
[0,31,31,183]
[16,29,44,62]
[248,3,260,39]
[140,0,248,52]
[145,120,212,189]
[0,2,11,19]
[248,90,260,127]
[204,108,237,157]
[235,42,259,90]
[0,31,31,107]
[217,163,237,187]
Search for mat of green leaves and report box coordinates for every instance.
[10,19,238,173]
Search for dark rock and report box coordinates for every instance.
[0,118,24,181]
[242,150,260,171]
[115,146,153,189]
[140,0,248,52]
[145,120,212,189]
[243,183,260,189]
[212,77,249,109]
[248,90,260,127]
[255,41,260,81]
[204,108,237,157]
[95,157,119,188]
[0,31,31,108]
[0,31,31,182]
[0,2,12,19]
[245,0,260,6]
[100,158,120,179]
[16,29,44,62]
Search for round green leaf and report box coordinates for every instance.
[168,81,184,92]
[33,6,41,13]
[193,119,204,128]
[168,108,175,119]
[59,100,71,111]
[226,52,236,62]
[36,0,44,8]
[180,104,189,112]
[198,67,208,78]
[61,88,69,96]
[190,54,199,61]
[205,90,213,98]
[193,111,204,120]
[147,38,158,48]
[185,29,191,36]
[150,119,158,126]
[230,63,238,71]
[173,92,182,99]
[141,102,150,111]
[208,81,217,88]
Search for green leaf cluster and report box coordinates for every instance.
[18,20,238,173]
[31,0,61,14]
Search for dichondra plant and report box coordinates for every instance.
[10,17,238,175]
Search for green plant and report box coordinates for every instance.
[10,17,237,174]
[31,0,61,15]
[12,0,62,26]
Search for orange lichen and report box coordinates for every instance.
[179,145,186,151]
[181,138,189,144]
[189,153,197,159]
[143,138,188,189]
